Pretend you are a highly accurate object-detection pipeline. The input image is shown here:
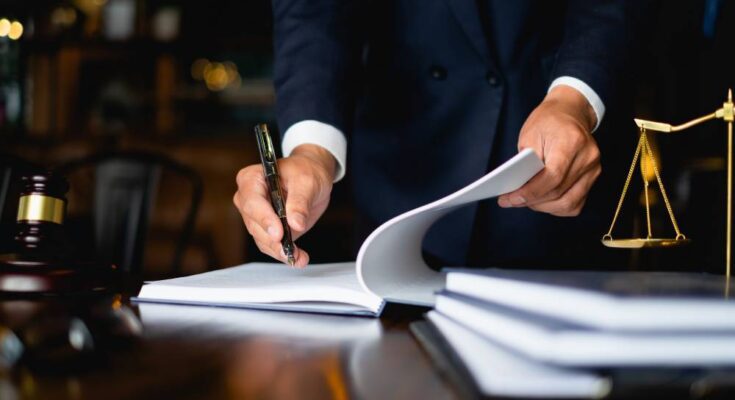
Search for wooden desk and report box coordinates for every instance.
[0,299,461,400]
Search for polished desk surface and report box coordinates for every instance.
[0,297,461,400]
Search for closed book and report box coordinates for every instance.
[435,291,735,367]
[445,268,735,331]
[418,311,726,398]
[416,311,611,398]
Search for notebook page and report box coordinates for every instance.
[357,149,544,305]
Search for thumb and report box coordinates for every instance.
[285,187,312,233]
[517,125,545,161]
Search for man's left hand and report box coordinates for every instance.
[497,85,601,217]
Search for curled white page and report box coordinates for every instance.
[356,149,544,306]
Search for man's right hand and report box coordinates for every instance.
[233,144,336,268]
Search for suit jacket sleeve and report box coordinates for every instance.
[272,0,365,138]
[551,0,650,107]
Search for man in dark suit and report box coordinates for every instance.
[234,0,645,268]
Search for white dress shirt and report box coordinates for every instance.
[281,77,605,182]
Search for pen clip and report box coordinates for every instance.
[254,124,277,166]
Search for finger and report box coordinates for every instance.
[499,135,576,207]
[529,166,600,217]
[517,124,545,157]
[263,224,306,267]
[247,218,308,267]
[284,246,310,269]
[498,156,574,208]
[499,142,597,208]
[235,169,283,241]
[236,166,312,267]
[244,217,284,261]
[284,184,313,233]
[524,131,599,206]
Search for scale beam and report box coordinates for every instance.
[633,89,733,133]
[635,112,719,133]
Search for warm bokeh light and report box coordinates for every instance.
[223,61,238,77]
[51,7,78,28]
[640,142,660,184]
[204,62,230,91]
[191,58,210,81]
[0,18,10,37]
[193,58,242,91]
[8,21,23,40]
[230,74,243,89]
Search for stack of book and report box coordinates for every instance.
[414,269,735,398]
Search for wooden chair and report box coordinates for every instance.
[56,151,203,277]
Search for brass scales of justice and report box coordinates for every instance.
[602,89,735,278]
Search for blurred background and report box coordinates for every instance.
[0,0,733,278]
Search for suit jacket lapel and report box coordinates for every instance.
[443,0,491,65]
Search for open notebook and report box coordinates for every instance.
[134,149,544,316]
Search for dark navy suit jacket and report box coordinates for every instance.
[273,0,646,268]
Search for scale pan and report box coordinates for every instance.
[601,238,691,248]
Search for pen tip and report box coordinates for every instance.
[287,256,296,267]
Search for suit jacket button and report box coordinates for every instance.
[486,72,500,87]
[429,65,447,80]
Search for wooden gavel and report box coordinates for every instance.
[12,173,70,257]
[0,172,117,295]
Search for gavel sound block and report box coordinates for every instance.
[0,173,118,295]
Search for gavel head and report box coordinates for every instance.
[13,172,70,258]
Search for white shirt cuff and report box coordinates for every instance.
[548,76,605,133]
[281,120,347,182]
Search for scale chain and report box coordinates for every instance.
[604,132,645,240]
[641,132,685,239]
[641,136,653,239]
